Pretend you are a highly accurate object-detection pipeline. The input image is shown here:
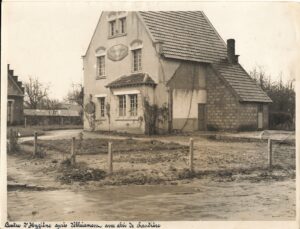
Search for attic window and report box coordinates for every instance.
[119,17,126,34]
[109,20,116,36]
[108,16,127,38]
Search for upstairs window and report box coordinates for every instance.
[118,95,126,117]
[96,56,105,77]
[109,20,116,36]
[132,49,142,72]
[129,94,138,116]
[119,18,126,34]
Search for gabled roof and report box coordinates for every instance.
[211,61,272,103]
[139,11,227,63]
[7,65,25,96]
[106,73,156,89]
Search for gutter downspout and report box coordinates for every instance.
[167,87,173,134]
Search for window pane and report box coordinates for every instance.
[100,98,105,117]
[118,95,126,117]
[110,21,116,36]
[120,18,126,34]
[132,49,142,72]
[130,94,138,116]
[97,56,105,76]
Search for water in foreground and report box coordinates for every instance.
[8,179,295,221]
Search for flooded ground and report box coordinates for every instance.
[7,129,296,221]
[8,179,295,221]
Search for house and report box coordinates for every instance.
[7,64,25,125]
[24,108,81,126]
[82,11,272,134]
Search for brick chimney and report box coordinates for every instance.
[227,39,239,64]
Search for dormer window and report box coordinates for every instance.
[109,20,116,36]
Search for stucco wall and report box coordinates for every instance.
[83,12,159,133]
[167,62,207,131]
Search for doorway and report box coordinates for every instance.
[198,103,206,131]
[258,104,263,129]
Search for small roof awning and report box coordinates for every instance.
[106,72,156,89]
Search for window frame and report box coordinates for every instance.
[109,20,116,37]
[118,95,126,117]
[96,55,105,77]
[99,97,105,118]
[129,94,138,117]
[119,17,126,34]
[132,48,142,72]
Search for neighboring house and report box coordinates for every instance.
[7,64,24,125]
[83,11,272,134]
[24,109,81,126]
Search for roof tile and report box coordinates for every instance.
[212,62,272,103]
[139,11,227,63]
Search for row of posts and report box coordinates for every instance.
[31,134,274,173]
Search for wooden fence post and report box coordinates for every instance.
[33,132,38,156]
[108,142,113,174]
[71,137,76,165]
[189,138,194,172]
[24,116,27,128]
[268,138,272,169]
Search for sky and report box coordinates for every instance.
[3,1,300,100]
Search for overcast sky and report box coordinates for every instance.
[3,1,300,100]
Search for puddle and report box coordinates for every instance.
[8,180,295,221]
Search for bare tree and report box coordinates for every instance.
[65,83,84,107]
[40,98,63,110]
[24,77,49,109]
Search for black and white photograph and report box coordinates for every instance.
[1,1,299,228]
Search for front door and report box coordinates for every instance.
[198,103,206,131]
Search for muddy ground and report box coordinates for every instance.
[7,134,296,220]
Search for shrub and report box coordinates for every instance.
[269,112,294,130]
[237,124,257,132]
[207,124,219,131]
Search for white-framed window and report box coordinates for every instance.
[132,49,142,72]
[109,20,116,36]
[97,56,105,77]
[119,17,126,34]
[118,95,126,117]
[99,97,105,117]
[129,94,138,116]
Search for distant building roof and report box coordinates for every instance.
[60,103,82,112]
[211,62,272,103]
[7,64,25,96]
[24,109,80,117]
[139,11,227,63]
[106,72,156,89]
